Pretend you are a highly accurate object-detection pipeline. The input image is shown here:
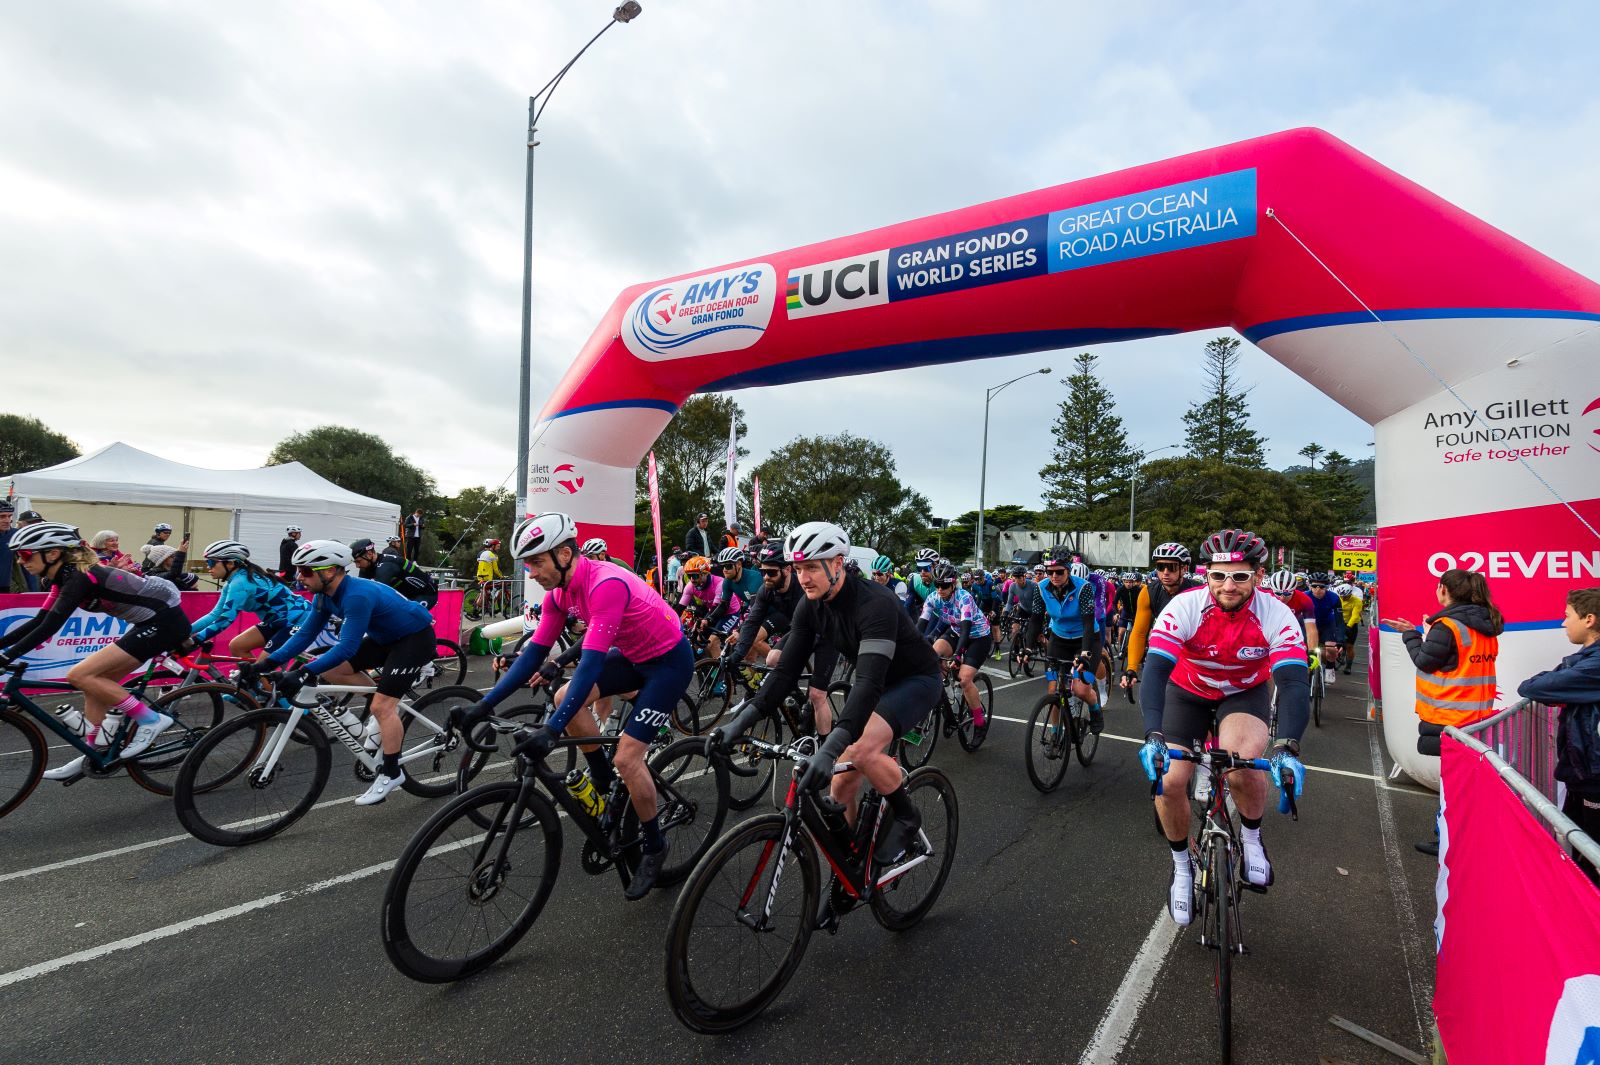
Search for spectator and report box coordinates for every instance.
[90,530,139,571]
[141,543,198,591]
[0,503,17,593]
[724,521,742,549]
[1517,587,1600,886]
[684,512,713,560]
[405,507,423,560]
[747,530,767,554]
[14,510,44,591]
[666,547,684,595]
[1384,567,1503,856]
[147,522,174,547]
[278,526,302,584]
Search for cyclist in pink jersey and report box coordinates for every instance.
[463,513,690,900]
[677,555,743,659]
[1136,529,1310,927]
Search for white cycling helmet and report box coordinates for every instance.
[581,537,608,558]
[914,547,939,565]
[291,539,353,570]
[8,521,82,552]
[783,521,849,562]
[153,522,173,533]
[286,525,301,534]
[1069,562,1089,579]
[715,546,746,566]
[203,539,251,563]
[1152,541,1191,565]
[512,512,579,559]
[1266,569,1297,594]
[1333,582,1355,597]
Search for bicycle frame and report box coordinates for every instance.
[252,683,453,781]
[1,668,193,773]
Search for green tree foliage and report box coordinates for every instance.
[1039,353,1139,524]
[936,505,1040,563]
[742,433,931,559]
[1297,442,1325,469]
[634,395,748,555]
[268,426,437,510]
[434,485,516,577]
[1182,336,1267,467]
[0,413,80,474]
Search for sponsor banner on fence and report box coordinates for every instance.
[1434,734,1600,1064]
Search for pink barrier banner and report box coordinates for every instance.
[1435,734,1600,1064]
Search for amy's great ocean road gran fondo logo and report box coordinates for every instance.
[620,263,777,362]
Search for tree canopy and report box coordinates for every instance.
[1182,336,1267,467]
[0,413,80,474]
[634,395,748,554]
[267,426,437,509]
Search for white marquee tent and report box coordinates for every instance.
[4,443,400,564]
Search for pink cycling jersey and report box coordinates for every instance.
[679,574,741,616]
[1146,588,1306,699]
[529,555,681,662]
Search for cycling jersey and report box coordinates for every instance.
[754,574,940,743]
[731,573,803,660]
[0,564,181,658]
[266,575,434,675]
[1340,587,1364,629]
[1085,572,1110,628]
[1144,588,1306,702]
[918,587,991,642]
[1125,577,1203,674]
[1306,590,1347,643]
[1277,589,1314,621]
[1006,579,1041,615]
[476,550,502,582]
[1115,582,1141,621]
[722,566,764,609]
[192,568,313,643]
[905,572,933,618]
[680,574,742,622]
[364,555,438,608]
[1038,576,1095,640]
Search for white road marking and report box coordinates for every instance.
[1368,724,1432,1048]
[1076,904,1182,1064]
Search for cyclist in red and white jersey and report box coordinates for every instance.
[1137,530,1310,926]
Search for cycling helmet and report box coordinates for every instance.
[291,539,353,570]
[682,555,712,576]
[1307,571,1333,586]
[784,521,849,562]
[1151,541,1191,565]
[9,521,83,552]
[1333,583,1355,597]
[914,547,938,566]
[872,555,895,573]
[1032,563,1047,574]
[153,522,173,533]
[1198,529,1269,567]
[349,538,377,556]
[511,512,578,559]
[1120,571,1138,580]
[933,563,959,587]
[202,539,251,563]
[1266,569,1297,594]
[1009,565,1025,576]
[755,541,788,567]
[1070,561,1089,579]
[715,546,746,566]
[581,537,609,558]
[386,534,402,545]
[286,525,301,534]
[845,558,861,575]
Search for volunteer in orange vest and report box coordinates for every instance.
[1383,567,1503,856]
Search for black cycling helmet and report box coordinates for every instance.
[349,538,377,556]
[1198,529,1269,567]
[754,540,788,567]
[933,563,959,587]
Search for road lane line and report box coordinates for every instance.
[1076,904,1181,1064]
[1368,724,1431,1049]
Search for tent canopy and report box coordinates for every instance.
[5,442,400,562]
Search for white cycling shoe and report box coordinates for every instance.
[119,713,175,760]
[1242,832,1274,887]
[1324,668,1337,686]
[43,756,89,782]
[356,771,407,806]
[1168,852,1195,926]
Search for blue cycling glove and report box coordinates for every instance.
[1139,731,1169,783]
[1270,744,1306,806]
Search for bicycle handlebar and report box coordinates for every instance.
[1152,747,1299,818]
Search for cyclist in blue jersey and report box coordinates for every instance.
[1305,572,1348,684]
[1072,560,1112,707]
[1038,557,1102,730]
[918,563,993,727]
[185,540,314,659]
[247,540,436,806]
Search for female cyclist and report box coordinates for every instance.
[185,540,314,660]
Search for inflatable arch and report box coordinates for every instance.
[528,127,1600,787]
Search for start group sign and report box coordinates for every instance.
[1332,534,1377,575]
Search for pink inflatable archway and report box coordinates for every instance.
[528,127,1600,786]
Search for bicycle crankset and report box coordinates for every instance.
[581,838,614,874]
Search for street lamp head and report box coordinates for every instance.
[613,1,642,22]
[1038,367,1051,374]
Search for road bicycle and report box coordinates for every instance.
[380,713,729,982]
[704,668,852,811]
[1022,655,1101,792]
[172,677,481,845]
[664,722,957,1033]
[897,655,992,770]
[0,662,236,815]
[1007,624,1039,679]
[1157,745,1298,1065]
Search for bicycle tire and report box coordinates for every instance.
[396,685,480,799]
[382,780,563,982]
[173,709,331,846]
[725,707,782,812]
[1074,696,1100,767]
[896,701,938,771]
[623,736,730,886]
[0,708,46,819]
[870,765,959,931]
[1311,670,1324,728]
[425,638,468,688]
[1212,839,1234,1064]
[681,660,732,735]
[127,681,251,795]
[664,813,820,1034]
[1023,693,1071,793]
[953,673,992,752]
[1007,642,1022,679]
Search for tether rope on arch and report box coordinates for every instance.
[1263,206,1600,546]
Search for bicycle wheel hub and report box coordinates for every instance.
[247,765,277,790]
[466,859,507,902]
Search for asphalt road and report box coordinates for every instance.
[0,645,1440,1065]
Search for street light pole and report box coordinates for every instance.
[977,366,1051,569]
[1129,443,1182,534]
[515,3,643,520]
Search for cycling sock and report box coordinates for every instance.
[1240,815,1262,832]
[1168,837,1189,855]
[113,693,158,725]
[381,751,401,778]
[584,748,618,791]
[641,815,665,854]
[886,784,917,822]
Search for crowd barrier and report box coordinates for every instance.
[1460,699,1561,807]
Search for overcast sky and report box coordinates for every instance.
[5,1,1598,519]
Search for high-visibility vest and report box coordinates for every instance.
[1414,617,1499,727]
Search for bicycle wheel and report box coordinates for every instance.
[726,707,781,812]
[1311,669,1324,728]
[1212,840,1234,1063]
[954,673,993,752]
[664,814,820,1034]
[0,708,46,819]
[1007,642,1022,679]
[381,780,563,983]
[896,701,938,771]
[455,698,573,791]
[1023,694,1071,793]
[397,685,481,799]
[870,765,959,930]
[680,660,732,735]
[424,638,468,689]
[174,709,331,846]
[622,736,730,886]
[127,681,245,795]
[1074,696,1100,766]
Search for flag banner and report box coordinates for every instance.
[723,417,739,533]
[1434,733,1600,1064]
[753,475,762,536]
[647,451,665,593]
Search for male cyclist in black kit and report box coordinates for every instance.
[742,521,941,863]
[351,537,439,608]
[722,539,836,731]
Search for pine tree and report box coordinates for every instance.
[1297,442,1325,469]
[1182,336,1267,467]
[1038,352,1138,524]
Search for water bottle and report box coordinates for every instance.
[334,706,363,736]
[361,716,383,752]
[563,769,606,819]
[1192,762,1214,805]
[52,703,87,737]
[816,794,851,847]
[100,710,127,748]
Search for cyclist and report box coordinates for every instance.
[1123,542,1202,694]
[1074,560,1113,704]
[917,563,992,727]
[582,536,634,571]
[745,521,942,864]
[678,555,742,661]
[250,540,437,807]
[869,554,908,607]
[0,522,188,781]
[1137,529,1309,926]
[904,548,938,618]
[351,537,439,608]
[1115,572,1142,643]
[1036,557,1101,729]
[726,540,836,730]
[1264,569,1320,650]
[717,546,764,607]
[1004,565,1038,647]
[463,513,690,900]
[1337,580,1365,675]
[188,539,316,660]
[1305,573,1348,684]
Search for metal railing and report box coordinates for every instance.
[462,578,525,619]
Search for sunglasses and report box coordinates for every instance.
[1207,571,1255,585]
[295,566,336,578]
[15,549,36,562]
[718,563,738,571]
[1310,583,1328,590]
[1045,568,1066,576]
[1154,563,1182,573]
[760,568,783,579]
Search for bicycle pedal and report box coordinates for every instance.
[580,839,614,875]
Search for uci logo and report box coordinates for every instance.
[785,251,890,320]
